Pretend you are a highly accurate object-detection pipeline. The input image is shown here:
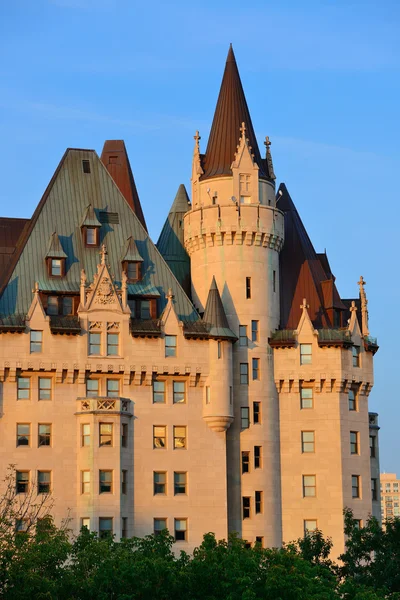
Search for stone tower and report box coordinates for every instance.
[184,46,284,546]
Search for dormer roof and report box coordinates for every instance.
[80,204,102,228]
[121,236,143,263]
[44,231,67,259]
[203,276,236,340]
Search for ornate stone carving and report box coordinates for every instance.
[95,277,116,305]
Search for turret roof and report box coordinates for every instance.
[203,276,236,340]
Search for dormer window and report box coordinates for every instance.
[45,232,67,278]
[121,236,143,283]
[86,227,98,246]
[80,205,101,248]
[125,261,141,282]
[46,257,65,278]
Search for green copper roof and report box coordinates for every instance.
[80,204,102,227]
[121,236,143,262]
[45,231,68,259]
[0,149,197,321]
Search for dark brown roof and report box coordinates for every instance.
[0,218,30,285]
[100,140,147,232]
[201,46,271,181]
[49,315,81,335]
[129,319,161,337]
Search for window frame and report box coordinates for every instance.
[352,475,361,498]
[255,490,263,514]
[88,332,101,355]
[239,325,248,346]
[86,379,99,398]
[242,496,251,519]
[38,377,52,400]
[17,376,30,400]
[99,470,113,494]
[304,519,318,534]
[254,445,262,469]
[153,425,166,449]
[154,518,167,536]
[240,363,249,385]
[370,435,376,458]
[81,470,90,494]
[300,343,312,365]
[245,277,251,299]
[173,425,187,449]
[174,518,187,542]
[253,401,261,424]
[303,474,316,498]
[154,471,167,495]
[252,357,260,380]
[173,380,186,404]
[301,431,315,453]
[348,387,357,411]
[16,471,29,494]
[30,330,43,354]
[99,422,113,447]
[251,320,259,342]
[38,423,51,447]
[352,345,360,367]
[106,379,119,398]
[174,471,187,495]
[38,471,51,494]
[165,335,177,358]
[153,380,166,404]
[242,451,250,474]
[121,423,128,448]
[300,385,313,409]
[81,423,90,447]
[350,431,359,455]
[16,423,30,447]
[240,407,249,429]
[99,517,113,539]
[121,470,127,495]
[106,332,119,356]
[371,478,377,501]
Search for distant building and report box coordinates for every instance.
[0,46,379,556]
[380,473,400,520]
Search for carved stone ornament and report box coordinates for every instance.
[95,277,116,305]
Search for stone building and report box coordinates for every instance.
[380,473,400,520]
[0,46,379,555]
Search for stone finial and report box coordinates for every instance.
[240,121,246,138]
[350,300,357,312]
[80,269,87,286]
[194,130,201,148]
[121,270,128,309]
[264,136,271,150]
[166,287,174,301]
[32,281,39,295]
[192,130,204,177]
[358,276,370,336]
[100,244,107,265]
[300,298,309,310]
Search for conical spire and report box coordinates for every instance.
[201,45,269,181]
[203,276,236,340]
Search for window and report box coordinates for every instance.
[301,431,315,453]
[300,344,312,365]
[218,341,222,359]
[62,296,73,315]
[243,497,251,519]
[17,377,30,400]
[99,423,113,446]
[273,270,276,293]
[81,518,90,530]
[17,424,30,446]
[121,517,128,539]
[152,380,165,404]
[348,388,357,411]
[173,381,185,404]
[239,325,248,346]
[140,300,151,319]
[121,423,128,448]
[240,363,249,385]
[16,471,29,494]
[122,470,127,494]
[99,518,113,539]
[99,470,113,493]
[165,335,177,357]
[81,424,90,446]
[350,431,359,454]
[89,332,101,355]
[30,330,42,353]
[370,435,376,458]
[304,520,317,533]
[154,518,167,536]
[127,262,138,281]
[15,519,28,533]
[252,358,260,380]
[38,424,51,447]
[354,519,362,530]
[253,401,261,424]
[251,320,259,342]
[38,471,51,494]
[255,536,263,547]
[86,379,99,398]
[300,385,313,409]
[154,472,166,495]
[174,472,187,495]
[352,346,360,367]
[371,478,377,501]
[246,277,251,299]
[86,227,97,246]
[303,475,316,497]
[173,426,186,449]
[47,296,58,315]
[81,471,90,494]
[241,407,249,429]
[352,475,360,498]
[106,379,119,398]
[107,333,119,356]
[39,378,52,400]
[242,451,250,474]
[174,519,187,541]
[153,426,166,449]
[205,387,211,404]
[82,159,91,174]
[255,491,263,514]
[254,446,262,469]
[50,259,62,277]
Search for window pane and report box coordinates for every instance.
[240,363,248,385]
[174,518,187,541]
[81,471,90,494]
[99,470,113,493]
[153,381,165,403]
[241,407,249,429]
[154,518,167,535]
[304,520,317,533]
[16,471,29,494]
[89,333,101,355]
[86,379,99,397]
[107,333,119,356]
[154,426,166,448]
[81,518,90,530]
[242,452,250,474]
[127,262,138,280]
[99,423,113,446]
[300,387,313,409]
[174,426,186,449]
[82,424,90,446]
[349,389,356,411]
[47,296,58,315]
[251,320,258,342]
[252,358,260,380]
[51,259,62,276]
[86,228,96,245]
[141,300,151,319]
[301,431,315,453]
[17,377,30,399]
[173,381,185,403]
[38,471,51,494]
[30,331,42,353]
[300,344,312,365]
[39,378,51,400]
[38,424,51,446]
[254,446,262,469]
[165,335,177,357]
[99,517,113,538]
[107,380,119,397]
[17,424,30,446]
[62,297,73,315]
[174,472,187,494]
[154,472,166,494]
[239,325,247,346]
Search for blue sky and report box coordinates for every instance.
[1,1,399,473]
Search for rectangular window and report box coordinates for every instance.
[173,426,186,449]
[121,423,128,448]
[174,518,187,541]
[62,296,73,316]
[304,520,317,533]
[51,259,62,277]
[354,519,362,530]
[99,470,113,494]
[39,377,52,400]
[153,380,165,404]
[82,159,91,174]
[239,325,248,346]
[81,471,90,494]
[273,270,276,293]
[89,332,101,355]
[174,472,187,495]
[38,471,51,494]
[252,358,260,380]
[15,519,28,533]
[127,262,138,280]
[81,517,90,530]
[86,227,97,245]
[99,423,113,446]
[107,333,119,356]
[154,472,166,495]
[17,424,30,446]
[121,517,128,539]
[81,424,90,447]
[205,386,211,404]
[300,344,312,365]
[99,517,113,539]
[218,341,222,359]
[255,491,263,514]
[165,335,177,357]
[352,346,360,367]
[30,330,42,353]
[153,426,166,449]
[242,451,250,474]
[246,277,251,299]
[173,381,185,404]
[240,363,249,385]
[300,385,313,409]
[122,470,127,495]
[154,518,167,536]
[242,497,251,519]
[47,296,59,315]
[371,478,377,501]
[38,424,51,447]
[253,401,261,424]
[17,377,30,400]
[140,300,151,319]
[251,320,259,342]
[241,407,249,429]
[16,471,29,494]
[348,388,357,411]
[255,536,263,547]
[350,431,359,454]
[352,475,360,498]
[301,431,315,453]
[368,436,375,458]
[303,475,316,497]
[254,446,262,469]
[106,379,119,398]
[86,379,99,398]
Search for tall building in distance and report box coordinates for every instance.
[0,46,380,556]
[380,473,400,520]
